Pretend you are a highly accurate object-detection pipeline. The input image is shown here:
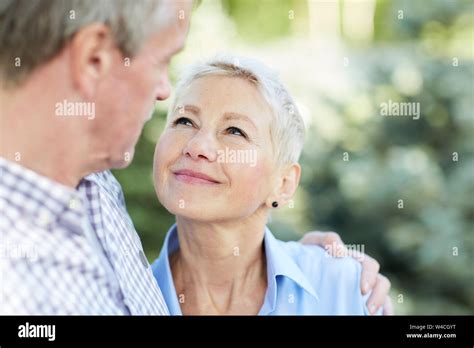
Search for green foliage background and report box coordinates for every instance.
[113,0,474,314]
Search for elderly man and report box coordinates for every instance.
[0,0,391,315]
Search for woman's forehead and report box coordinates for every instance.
[175,75,273,123]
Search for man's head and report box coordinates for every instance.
[0,0,192,171]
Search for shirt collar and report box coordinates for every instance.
[152,224,183,315]
[261,226,319,314]
[153,223,319,315]
[0,156,87,229]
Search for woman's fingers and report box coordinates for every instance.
[360,254,380,294]
[299,231,348,257]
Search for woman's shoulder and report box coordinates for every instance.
[274,237,368,314]
[278,239,362,285]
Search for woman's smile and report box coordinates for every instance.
[172,168,222,185]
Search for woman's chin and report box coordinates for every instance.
[163,203,228,222]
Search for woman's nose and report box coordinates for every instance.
[182,131,218,162]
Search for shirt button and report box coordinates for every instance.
[138,250,149,268]
[69,198,82,211]
[36,210,52,227]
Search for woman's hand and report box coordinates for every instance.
[299,231,393,315]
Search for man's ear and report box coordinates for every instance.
[69,23,117,100]
[267,163,301,208]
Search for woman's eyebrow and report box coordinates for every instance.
[174,104,201,115]
[223,112,257,131]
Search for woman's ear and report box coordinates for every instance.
[266,163,301,208]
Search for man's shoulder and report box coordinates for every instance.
[83,170,125,204]
[84,170,121,190]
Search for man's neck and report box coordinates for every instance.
[0,84,89,188]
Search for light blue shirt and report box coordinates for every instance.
[152,224,370,315]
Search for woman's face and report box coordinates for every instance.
[153,75,278,222]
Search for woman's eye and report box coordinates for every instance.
[226,126,247,138]
[173,117,194,127]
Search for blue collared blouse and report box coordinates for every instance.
[152,224,370,315]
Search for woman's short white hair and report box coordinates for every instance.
[169,55,305,166]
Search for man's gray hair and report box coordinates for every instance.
[0,0,172,86]
[169,55,306,166]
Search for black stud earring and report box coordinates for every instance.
[272,201,278,208]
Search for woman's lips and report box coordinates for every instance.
[173,169,221,185]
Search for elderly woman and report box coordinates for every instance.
[151,55,370,315]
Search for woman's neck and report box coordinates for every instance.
[171,214,268,315]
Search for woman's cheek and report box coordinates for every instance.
[233,160,273,199]
[157,132,181,161]
[155,135,173,181]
